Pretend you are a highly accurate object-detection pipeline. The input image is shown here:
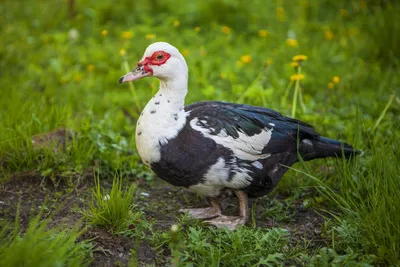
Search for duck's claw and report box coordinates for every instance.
[179,207,221,219]
[204,215,247,230]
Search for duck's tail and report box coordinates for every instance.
[300,136,360,161]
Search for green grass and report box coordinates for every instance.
[0,206,92,267]
[1,0,399,265]
[168,226,288,266]
[86,172,137,233]
[319,134,399,264]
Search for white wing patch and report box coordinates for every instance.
[188,157,253,196]
[188,157,228,196]
[190,118,273,161]
[252,161,263,169]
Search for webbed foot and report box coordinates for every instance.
[179,207,221,219]
[204,215,247,230]
[179,197,221,219]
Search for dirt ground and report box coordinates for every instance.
[0,172,327,266]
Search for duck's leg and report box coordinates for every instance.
[204,190,249,230]
[179,197,221,219]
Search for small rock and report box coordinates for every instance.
[140,192,150,197]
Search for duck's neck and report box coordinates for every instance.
[135,75,189,165]
[157,75,188,109]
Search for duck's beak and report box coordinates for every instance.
[119,67,152,83]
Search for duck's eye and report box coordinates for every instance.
[156,54,164,60]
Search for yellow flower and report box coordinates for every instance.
[200,48,207,56]
[276,7,286,21]
[182,49,189,57]
[328,82,335,89]
[119,49,126,56]
[73,73,82,82]
[240,55,252,64]
[286,38,299,47]
[324,29,334,41]
[101,30,108,36]
[332,76,340,84]
[258,29,269,38]
[87,64,95,72]
[220,72,227,79]
[194,26,201,32]
[348,27,359,37]
[290,74,305,81]
[145,33,156,40]
[292,55,308,62]
[122,31,133,39]
[340,9,348,17]
[291,62,299,68]
[173,20,180,27]
[221,26,232,35]
[265,58,273,66]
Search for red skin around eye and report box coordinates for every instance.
[137,51,171,73]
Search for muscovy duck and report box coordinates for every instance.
[119,42,357,230]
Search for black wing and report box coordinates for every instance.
[185,101,321,155]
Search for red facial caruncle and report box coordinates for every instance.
[137,51,171,74]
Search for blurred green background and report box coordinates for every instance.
[1,0,399,194]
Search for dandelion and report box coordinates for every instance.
[325,29,334,40]
[173,20,180,27]
[122,31,133,39]
[333,76,340,84]
[73,73,82,82]
[200,48,207,56]
[265,58,273,66]
[286,38,299,47]
[221,26,232,35]
[119,49,126,56]
[240,55,252,64]
[348,27,359,37]
[328,82,335,89]
[101,30,108,36]
[290,74,305,81]
[276,7,286,21]
[340,9,348,17]
[145,33,156,40]
[87,64,95,72]
[258,29,269,38]
[171,224,179,232]
[182,49,189,57]
[194,26,201,32]
[292,55,308,62]
[68,28,79,41]
[291,62,299,68]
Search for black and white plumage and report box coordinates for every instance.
[120,42,357,229]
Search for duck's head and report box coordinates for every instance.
[119,42,188,83]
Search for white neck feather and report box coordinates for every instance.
[158,74,188,109]
[135,68,189,166]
